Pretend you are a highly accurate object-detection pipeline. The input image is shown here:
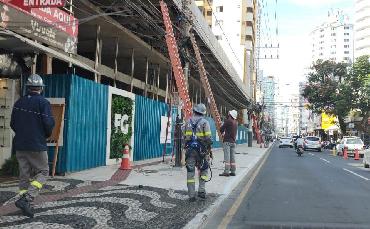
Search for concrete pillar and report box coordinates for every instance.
[144,58,149,97]
[113,37,119,87]
[94,25,102,83]
[130,49,135,92]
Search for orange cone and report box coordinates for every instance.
[343,148,348,160]
[120,144,131,170]
[354,149,360,160]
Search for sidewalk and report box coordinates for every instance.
[0,142,271,228]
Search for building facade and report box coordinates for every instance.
[310,9,354,63]
[211,0,257,99]
[261,75,276,130]
[195,0,213,27]
[354,0,370,58]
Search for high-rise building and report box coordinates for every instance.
[310,9,354,63]
[261,75,276,130]
[211,0,257,98]
[195,0,213,27]
[354,0,370,58]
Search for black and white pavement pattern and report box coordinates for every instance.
[0,184,217,229]
[0,178,97,206]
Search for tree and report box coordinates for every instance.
[342,55,370,135]
[303,60,351,133]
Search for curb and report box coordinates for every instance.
[184,144,274,229]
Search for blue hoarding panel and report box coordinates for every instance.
[43,74,108,173]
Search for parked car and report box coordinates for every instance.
[363,148,370,168]
[303,136,322,152]
[336,137,365,157]
[279,137,293,148]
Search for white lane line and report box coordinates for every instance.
[343,168,370,181]
[320,158,331,164]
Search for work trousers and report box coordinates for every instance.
[16,151,49,199]
[185,150,209,198]
[223,142,236,173]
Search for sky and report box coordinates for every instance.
[258,0,354,100]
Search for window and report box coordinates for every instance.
[331,33,336,36]
[344,39,349,42]
[344,57,350,60]
[216,20,223,26]
[344,26,349,29]
[207,10,212,16]
[216,6,223,12]
[215,35,222,40]
[344,33,349,36]
[344,45,349,48]
[344,51,349,54]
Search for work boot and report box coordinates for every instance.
[219,172,230,177]
[230,172,236,176]
[15,194,34,218]
[198,192,206,199]
[188,197,196,202]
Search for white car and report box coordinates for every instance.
[279,137,293,148]
[336,137,364,157]
[303,136,322,152]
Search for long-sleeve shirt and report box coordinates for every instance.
[11,92,55,151]
[220,117,238,143]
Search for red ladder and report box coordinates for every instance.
[160,1,192,119]
[189,33,223,141]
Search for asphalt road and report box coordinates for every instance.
[205,143,370,229]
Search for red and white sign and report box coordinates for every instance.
[9,0,65,8]
[0,0,77,37]
[31,7,78,37]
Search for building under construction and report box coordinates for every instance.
[0,0,258,172]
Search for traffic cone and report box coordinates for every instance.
[343,148,348,160]
[354,149,360,160]
[120,144,131,170]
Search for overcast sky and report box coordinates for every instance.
[259,0,354,101]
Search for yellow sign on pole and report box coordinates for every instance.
[321,113,336,130]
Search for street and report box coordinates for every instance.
[205,143,370,229]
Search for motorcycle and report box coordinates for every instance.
[296,145,304,156]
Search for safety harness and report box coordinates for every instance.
[186,118,213,182]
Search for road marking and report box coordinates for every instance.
[320,158,331,164]
[217,146,272,229]
[343,168,370,181]
[308,153,314,156]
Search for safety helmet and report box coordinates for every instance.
[193,103,206,115]
[25,74,45,87]
[229,110,238,119]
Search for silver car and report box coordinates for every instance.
[279,137,293,148]
[303,136,322,152]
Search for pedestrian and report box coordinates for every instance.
[219,110,238,177]
[10,74,55,218]
[184,103,212,202]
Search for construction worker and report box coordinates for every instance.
[184,103,212,202]
[219,110,238,177]
[10,74,55,218]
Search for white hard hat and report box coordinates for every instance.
[193,103,207,115]
[229,110,237,119]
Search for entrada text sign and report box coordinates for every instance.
[12,0,66,8]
